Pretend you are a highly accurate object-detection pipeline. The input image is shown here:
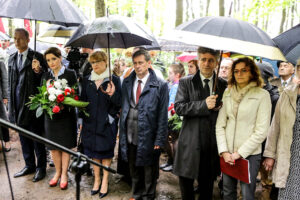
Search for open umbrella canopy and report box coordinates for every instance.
[0,0,87,26]
[273,23,300,64]
[65,15,153,49]
[38,24,77,45]
[171,16,286,61]
[0,32,10,41]
[176,52,197,62]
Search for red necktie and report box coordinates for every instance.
[136,80,142,104]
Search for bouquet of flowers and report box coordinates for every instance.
[168,103,182,132]
[26,79,89,119]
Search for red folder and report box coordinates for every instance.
[220,157,251,184]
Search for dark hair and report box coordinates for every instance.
[132,49,151,62]
[188,59,199,69]
[44,47,62,59]
[14,28,29,39]
[197,47,220,60]
[170,63,185,77]
[228,57,263,87]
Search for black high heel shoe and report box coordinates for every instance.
[91,183,101,196]
[99,184,109,199]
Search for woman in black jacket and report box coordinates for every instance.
[81,51,121,198]
[42,47,77,190]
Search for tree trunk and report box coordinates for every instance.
[206,0,211,16]
[186,0,190,20]
[219,0,225,16]
[290,3,295,27]
[190,0,195,19]
[8,19,13,37]
[279,6,286,33]
[145,0,149,24]
[254,0,260,26]
[264,15,269,32]
[285,5,290,31]
[199,0,204,17]
[176,0,183,26]
[95,0,105,18]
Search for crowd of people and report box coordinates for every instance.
[0,27,300,200]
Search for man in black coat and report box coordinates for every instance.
[173,47,227,200]
[119,49,168,200]
[8,28,47,182]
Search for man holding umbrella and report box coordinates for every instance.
[8,28,47,182]
[173,47,227,200]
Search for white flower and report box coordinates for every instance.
[54,81,62,89]
[61,79,68,88]
[55,89,63,96]
[48,87,56,95]
[48,94,56,101]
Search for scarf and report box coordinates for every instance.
[91,67,110,89]
[230,82,257,117]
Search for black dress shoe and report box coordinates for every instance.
[14,167,35,178]
[99,185,109,198]
[32,169,46,182]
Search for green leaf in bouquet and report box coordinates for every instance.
[62,97,89,108]
[29,102,40,110]
[46,107,53,120]
[36,106,43,118]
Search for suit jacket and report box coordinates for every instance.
[119,68,169,166]
[173,70,227,180]
[7,48,47,126]
[270,77,294,94]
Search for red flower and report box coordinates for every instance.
[171,109,176,116]
[74,95,79,100]
[52,105,60,113]
[71,88,75,95]
[64,88,71,96]
[56,94,65,103]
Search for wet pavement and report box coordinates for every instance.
[0,131,263,200]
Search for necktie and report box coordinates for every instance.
[18,54,23,71]
[136,80,142,104]
[283,81,287,88]
[204,79,210,98]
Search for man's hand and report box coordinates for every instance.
[3,98,8,105]
[206,95,218,109]
[106,81,116,96]
[263,158,275,171]
[222,152,234,165]
[154,145,160,150]
[32,59,41,73]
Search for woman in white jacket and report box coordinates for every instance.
[216,57,272,200]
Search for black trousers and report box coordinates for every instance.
[128,144,160,200]
[19,124,46,170]
[0,126,9,142]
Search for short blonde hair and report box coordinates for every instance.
[88,51,108,64]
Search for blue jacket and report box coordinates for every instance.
[81,75,121,153]
[119,68,169,166]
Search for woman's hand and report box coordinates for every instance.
[222,152,234,165]
[232,152,241,161]
[106,81,115,96]
[3,98,8,105]
[263,158,275,171]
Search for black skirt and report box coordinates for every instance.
[44,108,77,150]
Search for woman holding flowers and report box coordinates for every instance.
[81,51,121,198]
[42,47,77,190]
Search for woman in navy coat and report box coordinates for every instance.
[81,51,121,198]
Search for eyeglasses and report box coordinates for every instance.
[233,68,250,74]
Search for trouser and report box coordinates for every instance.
[223,154,261,200]
[128,144,160,200]
[19,124,46,170]
[0,126,9,142]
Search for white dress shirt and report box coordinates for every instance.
[200,73,213,95]
[280,76,293,87]
[133,72,150,104]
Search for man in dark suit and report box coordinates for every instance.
[8,28,47,182]
[119,49,168,200]
[173,47,227,200]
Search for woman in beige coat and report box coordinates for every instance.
[216,57,271,200]
[263,58,300,200]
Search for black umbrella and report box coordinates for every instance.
[273,23,300,65]
[66,15,154,85]
[158,37,198,52]
[173,16,286,93]
[0,0,87,50]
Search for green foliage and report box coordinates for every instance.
[168,113,182,131]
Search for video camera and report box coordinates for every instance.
[66,47,89,77]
